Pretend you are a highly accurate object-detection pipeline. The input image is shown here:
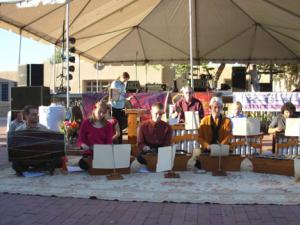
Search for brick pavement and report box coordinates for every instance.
[1,117,300,225]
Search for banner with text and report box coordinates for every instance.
[233,92,300,112]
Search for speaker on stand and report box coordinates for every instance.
[18,64,44,87]
[232,67,246,92]
[11,86,51,111]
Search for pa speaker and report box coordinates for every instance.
[260,83,272,92]
[193,79,207,92]
[18,64,44,86]
[232,67,246,91]
[11,86,51,110]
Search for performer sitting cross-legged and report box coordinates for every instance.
[137,102,172,167]
[172,85,204,123]
[77,100,113,170]
[195,97,232,169]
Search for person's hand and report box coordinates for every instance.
[142,146,151,152]
[126,96,134,101]
[275,127,283,133]
[81,144,90,151]
[176,107,182,113]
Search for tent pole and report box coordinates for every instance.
[66,0,70,108]
[52,47,56,93]
[18,29,22,66]
[78,55,81,93]
[189,0,194,88]
[96,62,99,92]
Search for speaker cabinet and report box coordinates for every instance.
[18,64,44,86]
[11,86,50,110]
[260,83,272,92]
[193,79,207,92]
[232,67,246,92]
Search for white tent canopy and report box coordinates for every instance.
[1,0,300,64]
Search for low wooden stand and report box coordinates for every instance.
[87,156,135,176]
[198,155,244,172]
[249,157,294,176]
[164,170,180,178]
[106,172,124,180]
[144,154,192,172]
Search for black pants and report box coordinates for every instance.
[112,107,126,144]
[12,159,62,175]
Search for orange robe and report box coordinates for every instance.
[198,115,232,150]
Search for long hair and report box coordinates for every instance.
[89,100,109,126]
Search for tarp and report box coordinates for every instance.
[1,0,299,64]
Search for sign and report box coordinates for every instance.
[233,92,300,112]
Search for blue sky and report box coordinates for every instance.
[0,28,54,72]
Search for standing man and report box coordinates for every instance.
[172,85,204,123]
[110,72,130,143]
[248,64,261,92]
[137,102,173,166]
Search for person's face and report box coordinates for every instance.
[182,88,193,102]
[234,105,242,116]
[16,112,23,122]
[211,102,222,117]
[93,106,107,121]
[151,106,164,122]
[283,110,293,118]
[26,109,39,124]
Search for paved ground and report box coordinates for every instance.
[1,117,300,225]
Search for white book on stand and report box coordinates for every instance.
[231,118,260,136]
[156,146,176,172]
[210,144,230,157]
[285,118,300,137]
[93,144,131,169]
[184,111,199,130]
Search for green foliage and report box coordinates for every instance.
[257,63,299,91]
[49,47,63,64]
[170,64,190,79]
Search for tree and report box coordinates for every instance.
[49,47,63,64]
[257,63,299,91]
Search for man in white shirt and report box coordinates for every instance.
[248,64,261,92]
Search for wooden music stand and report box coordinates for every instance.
[211,144,229,176]
[106,145,124,180]
[164,170,180,178]
[164,145,180,179]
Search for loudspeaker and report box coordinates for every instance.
[11,86,51,110]
[220,83,231,91]
[232,67,246,91]
[260,83,272,92]
[126,81,141,93]
[18,64,44,86]
[145,83,166,92]
[193,79,207,92]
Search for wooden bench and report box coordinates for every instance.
[86,156,135,175]
[198,155,244,172]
